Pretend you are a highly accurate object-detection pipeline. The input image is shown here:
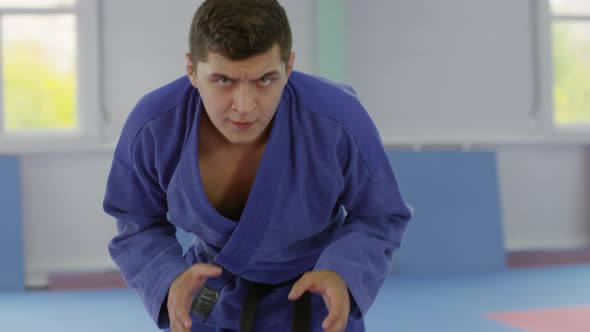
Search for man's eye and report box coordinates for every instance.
[259,77,273,86]
[217,78,232,86]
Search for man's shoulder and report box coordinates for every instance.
[287,71,369,127]
[122,76,194,137]
[129,76,194,125]
[287,71,386,173]
[114,76,196,162]
[288,72,375,135]
[288,71,361,111]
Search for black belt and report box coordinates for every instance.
[240,278,311,332]
[191,245,311,331]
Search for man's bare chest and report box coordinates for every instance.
[198,151,262,221]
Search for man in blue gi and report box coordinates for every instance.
[103,0,412,331]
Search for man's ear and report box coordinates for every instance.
[185,52,198,87]
[286,52,295,78]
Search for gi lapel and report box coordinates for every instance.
[183,92,291,277]
[214,94,291,276]
[177,97,237,249]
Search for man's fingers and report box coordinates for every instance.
[288,273,317,300]
[171,318,190,332]
[191,264,222,279]
[176,305,192,331]
[288,277,304,300]
[171,316,191,332]
[169,309,183,332]
[168,281,193,332]
[170,306,191,332]
[169,293,192,332]
[325,304,348,332]
[187,264,222,292]
[323,309,347,332]
[167,264,222,332]
[171,319,182,332]
[322,288,349,332]
[321,295,342,330]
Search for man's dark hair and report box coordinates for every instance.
[189,0,292,64]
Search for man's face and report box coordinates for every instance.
[186,44,294,145]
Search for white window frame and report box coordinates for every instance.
[0,0,104,154]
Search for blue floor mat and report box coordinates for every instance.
[2,264,590,331]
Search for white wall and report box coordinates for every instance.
[101,0,198,139]
[21,152,115,287]
[18,0,590,287]
[343,0,536,142]
[497,146,590,249]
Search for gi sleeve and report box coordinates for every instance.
[103,121,188,329]
[314,129,412,318]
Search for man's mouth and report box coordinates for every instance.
[231,121,254,130]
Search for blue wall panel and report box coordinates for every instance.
[0,156,24,291]
[388,150,506,274]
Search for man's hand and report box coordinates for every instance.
[167,264,222,332]
[288,270,350,332]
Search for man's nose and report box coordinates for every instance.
[233,83,255,113]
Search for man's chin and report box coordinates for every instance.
[226,134,258,145]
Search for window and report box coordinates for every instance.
[550,0,590,126]
[0,0,100,149]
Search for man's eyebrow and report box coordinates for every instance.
[209,73,233,79]
[208,70,280,81]
[255,70,280,80]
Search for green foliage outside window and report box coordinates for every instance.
[3,42,77,131]
[552,24,590,125]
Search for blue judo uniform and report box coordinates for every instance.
[103,71,412,331]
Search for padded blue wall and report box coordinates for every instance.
[0,156,24,291]
[388,150,506,274]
